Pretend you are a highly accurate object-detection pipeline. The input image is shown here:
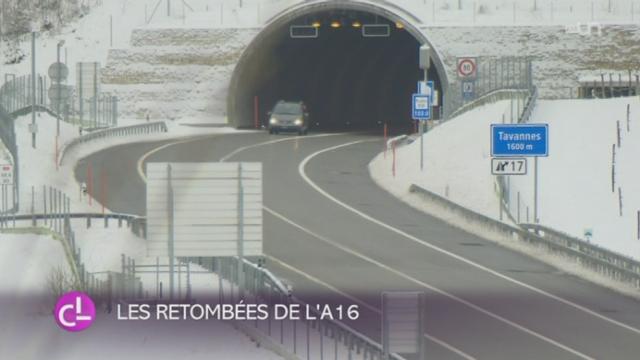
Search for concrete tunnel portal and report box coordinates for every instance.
[228,1,448,132]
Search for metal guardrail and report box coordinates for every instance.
[518,86,538,124]
[448,88,530,120]
[409,184,640,290]
[521,223,640,287]
[0,212,146,238]
[200,257,407,360]
[59,121,168,165]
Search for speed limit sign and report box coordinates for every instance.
[457,57,477,79]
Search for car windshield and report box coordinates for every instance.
[273,103,302,115]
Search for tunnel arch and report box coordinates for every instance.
[228,0,449,130]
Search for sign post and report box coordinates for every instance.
[412,94,431,171]
[418,46,432,172]
[167,164,175,300]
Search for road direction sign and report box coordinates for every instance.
[491,124,548,157]
[0,164,13,185]
[48,62,69,82]
[491,158,527,175]
[457,57,477,79]
[462,80,475,101]
[412,94,431,120]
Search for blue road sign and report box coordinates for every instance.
[412,94,431,120]
[491,124,548,157]
[462,80,475,101]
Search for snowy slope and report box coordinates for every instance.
[522,97,640,256]
[370,99,511,221]
[370,96,640,260]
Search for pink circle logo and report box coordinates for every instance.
[54,291,96,332]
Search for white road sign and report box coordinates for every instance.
[146,162,263,257]
[457,57,478,79]
[491,158,527,175]
[0,164,13,185]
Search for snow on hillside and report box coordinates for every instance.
[514,97,640,257]
[370,96,640,260]
[370,100,510,222]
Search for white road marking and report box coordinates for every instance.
[133,132,616,359]
[138,133,343,182]
[265,253,477,360]
[265,205,593,360]
[298,139,640,338]
[219,133,341,162]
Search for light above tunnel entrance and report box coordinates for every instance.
[228,1,448,131]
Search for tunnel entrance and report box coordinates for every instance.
[228,2,446,132]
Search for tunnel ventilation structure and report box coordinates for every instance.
[228,0,449,132]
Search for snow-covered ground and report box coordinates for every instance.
[0,226,281,360]
[370,96,640,260]
[514,97,640,257]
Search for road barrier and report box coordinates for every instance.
[409,184,640,291]
[59,121,168,165]
[196,257,408,360]
[0,212,146,238]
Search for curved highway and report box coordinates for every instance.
[75,132,640,360]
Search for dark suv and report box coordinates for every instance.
[268,101,309,135]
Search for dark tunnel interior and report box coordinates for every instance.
[231,9,442,133]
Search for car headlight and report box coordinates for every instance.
[294,119,303,126]
[269,118,278,125]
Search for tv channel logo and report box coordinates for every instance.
[54,291,95,332]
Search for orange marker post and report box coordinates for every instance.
[383,123,388,158]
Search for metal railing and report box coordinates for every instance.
[199,257,407,360]
[0,211,146,238]
[59,121,168,165]
[409,184,640,291]
[0,185,144,304]
[518,86,538,124]
[444,57,534,120]
[522,224,640,288]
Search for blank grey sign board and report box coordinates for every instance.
[146,162,263,257]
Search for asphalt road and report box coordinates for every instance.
[75,131,640,360]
